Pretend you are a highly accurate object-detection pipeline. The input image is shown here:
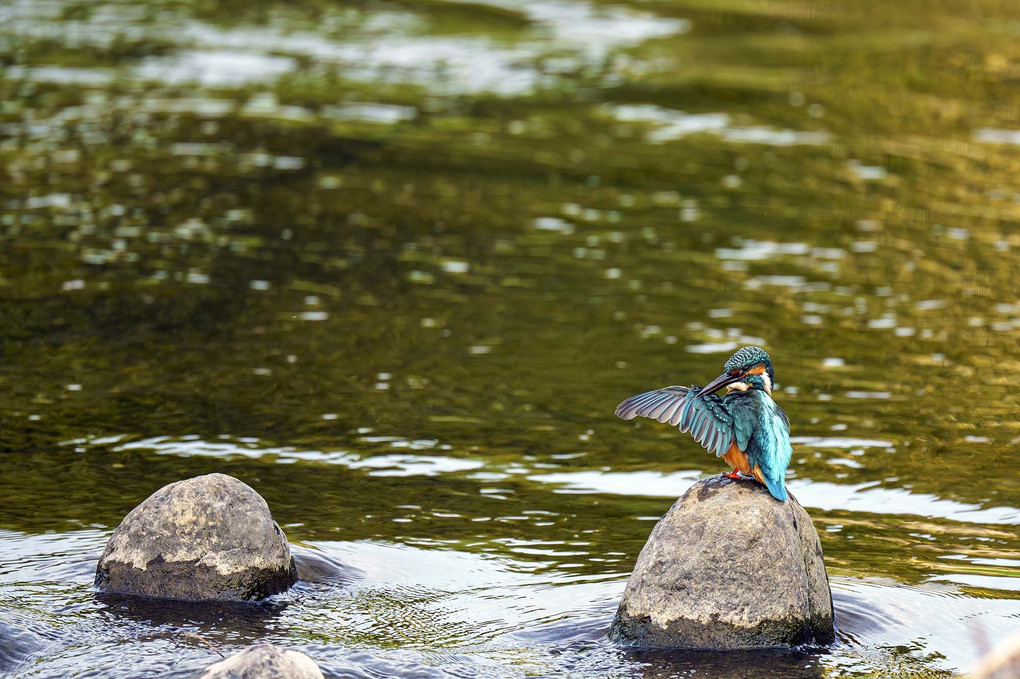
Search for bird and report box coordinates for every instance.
[614,346,793,501]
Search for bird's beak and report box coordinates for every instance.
[696,371,744,398]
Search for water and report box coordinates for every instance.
[2,0,1020,676]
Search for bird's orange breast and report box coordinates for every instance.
[722,441,767,485]
[722,441,752,474]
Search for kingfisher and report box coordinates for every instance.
[615,346,793,501]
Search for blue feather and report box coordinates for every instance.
[744,395,792,501]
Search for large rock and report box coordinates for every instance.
[95,473,298,601]
[195,644,323,679]
[611,475,834,648]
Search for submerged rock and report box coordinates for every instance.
[611,475,834,648]
[95,473,297,601]
[196,644,323,679]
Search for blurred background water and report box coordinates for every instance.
[2,0,1020,676]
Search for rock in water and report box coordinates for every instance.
[611,475,834,648]
[95,473,298,601]
[196,644,323,679]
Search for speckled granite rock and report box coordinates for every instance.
[195,644,323,679]
[610,475,834,648]
[95,473,297,601]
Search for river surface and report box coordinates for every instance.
[2,0,1020,676]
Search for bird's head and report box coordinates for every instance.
[696,346,775,397]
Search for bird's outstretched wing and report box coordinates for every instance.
[615,386,737,457]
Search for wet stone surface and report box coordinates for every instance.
[95,473,297,601]
[612,475,834,648]
[195,644,324,679]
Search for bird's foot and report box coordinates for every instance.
[722,469,742,479]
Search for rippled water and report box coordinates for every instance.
[3,0,1020,676]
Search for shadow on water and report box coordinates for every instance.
[624,647,825,679]
[94,593,287,639]
[293,547,365,586]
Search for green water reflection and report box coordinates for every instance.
[2,0,1020,676]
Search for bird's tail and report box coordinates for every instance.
[763,474,788,502]
[752,465,788,501]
